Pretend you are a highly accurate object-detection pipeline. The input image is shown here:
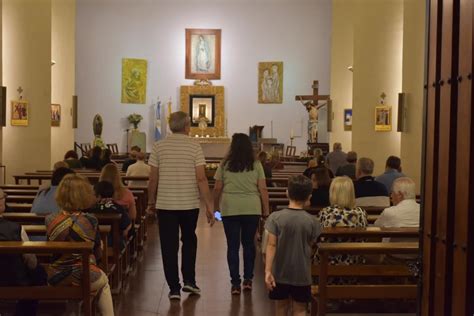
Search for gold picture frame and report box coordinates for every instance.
[11,100,29,126]
[51,104,61,127]
[375,105,392,131]
[180,85,225,136]
[185,29,221,80]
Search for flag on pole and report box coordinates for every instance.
[155,100,162,141]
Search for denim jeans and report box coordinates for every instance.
[222,215,260,286]
[158,209,199,291]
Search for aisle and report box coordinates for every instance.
[116,210,275,315]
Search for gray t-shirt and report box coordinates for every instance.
[265,209,321,286]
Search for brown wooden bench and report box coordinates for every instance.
[312,242,419,316]
[3,212,124,294]
[319,227,419,239]
[0,241,95,315]
[23,225,111,275]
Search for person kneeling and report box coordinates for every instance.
[265,175,321,316]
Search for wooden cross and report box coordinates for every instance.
[295,80,330,106]
[17,86,23,96]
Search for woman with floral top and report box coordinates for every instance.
[317,176,368,265]
[46,174,114,315]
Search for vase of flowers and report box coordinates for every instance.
[127,113,143,130]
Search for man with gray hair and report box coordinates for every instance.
[375,177,420,228]
[354,157,389,207]
[326,142,347,174]
[148,111,214,300]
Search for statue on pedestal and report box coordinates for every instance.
[92,114,105,148]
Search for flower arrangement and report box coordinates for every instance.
[127,113,143,129]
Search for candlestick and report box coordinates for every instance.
[290,128,294,139]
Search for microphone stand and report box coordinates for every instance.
[125,129,130,153]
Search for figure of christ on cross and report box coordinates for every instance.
[295,80,330,144]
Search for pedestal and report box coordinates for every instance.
[128,130,146,152]
[194,137,230,158]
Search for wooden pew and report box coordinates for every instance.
[312,242,419,316]
[0,241,95,316]
[23,225,111,275]
[3,212,124,294]
[320,226,419,239]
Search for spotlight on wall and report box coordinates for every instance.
[51,60,56,66]
[347,66,353,72]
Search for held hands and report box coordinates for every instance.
[205,205,215,226]
[265,271,276,291]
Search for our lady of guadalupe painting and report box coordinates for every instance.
[121,58,148,104]
[185,29,221,80]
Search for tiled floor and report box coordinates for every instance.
[115,211,275,316]
[114,211,416,316]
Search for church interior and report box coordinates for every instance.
[0,0,472,315]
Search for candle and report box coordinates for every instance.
[168,101,172,116]
[290,128,294,138]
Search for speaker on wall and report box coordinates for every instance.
[0,87,6,127]
[72,95,78,129]
[397,92,407,132]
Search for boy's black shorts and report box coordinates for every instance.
[268,283,311,303]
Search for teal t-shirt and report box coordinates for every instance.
[214,161,266,217]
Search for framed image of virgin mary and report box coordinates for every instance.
[185,29,221,80]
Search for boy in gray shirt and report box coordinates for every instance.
[265,175,321,315]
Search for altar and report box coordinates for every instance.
[194,136,230,158]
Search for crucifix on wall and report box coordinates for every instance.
[295,80,330,144]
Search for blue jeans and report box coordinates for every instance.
[222,215,260,286]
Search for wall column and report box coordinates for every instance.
[2,0,52,181]
[351,0,403,176]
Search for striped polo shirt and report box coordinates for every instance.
[148,133,206,210]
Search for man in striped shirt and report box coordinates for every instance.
[148,111,214,300]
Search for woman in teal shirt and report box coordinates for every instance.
[214,133,270,295]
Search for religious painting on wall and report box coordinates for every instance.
[186,29,221,80]
[121,58,148,104]
[375,106,392,131]
[344,108,352,131]
[11,100,29,126]
[51,104,61,127]
[258,62,283,104]
[190,95,215,127]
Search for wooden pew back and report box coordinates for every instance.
[0,241,94,316]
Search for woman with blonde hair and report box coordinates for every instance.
[99,163,136,220]
[317,176,367,265]
[46,174,114,315]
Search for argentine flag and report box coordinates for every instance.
[155,100,162,141]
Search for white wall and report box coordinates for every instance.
[75,0,332,153]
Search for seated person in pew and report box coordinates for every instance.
[126,151,150,187]
[80,146,103,171]
[375,177,420,263]
[257,151,273,183]
[0,188,47,316]
[354,157,390,207]
[310,168,331,208]
[64,150,82,169]
[317,176,368,265]
[336,151,357,180]
[46,174,114,315]
[100,148,116,170]
[31,167,75,214]
[90,181,132,248]
[100,163,137,221]
[316,156,334,179]
[302,159,317,178]
[265,175,321,316]
[121,145,141,172]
